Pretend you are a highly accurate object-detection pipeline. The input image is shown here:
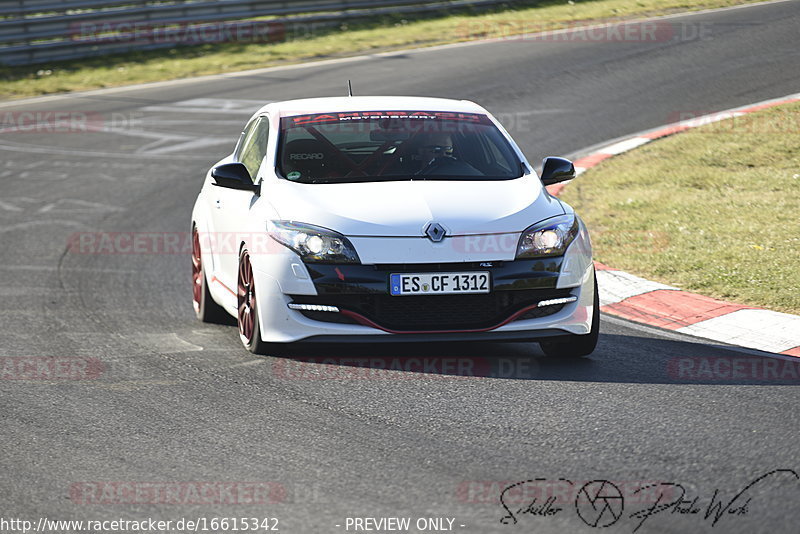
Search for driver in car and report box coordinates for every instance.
[406,130,482,177]
[381,128,480,177]
[412,132,454,172]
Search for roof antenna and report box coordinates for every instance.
[347,80,353,97]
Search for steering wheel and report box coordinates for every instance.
[414,155,458,176]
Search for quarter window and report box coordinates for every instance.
[238,116,269,182]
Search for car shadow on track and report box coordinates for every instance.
[258,333,800,386]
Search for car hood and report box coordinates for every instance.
[268,174,564,237]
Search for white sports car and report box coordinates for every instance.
[191,96,598,356]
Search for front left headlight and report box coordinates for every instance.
[268,220,360,264]
[516,214,579,259]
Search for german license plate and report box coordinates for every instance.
[390,272,490,296]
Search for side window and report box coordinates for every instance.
[238,117,269,182]
[234,119,257,160]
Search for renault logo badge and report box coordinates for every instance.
[425,222,446,242]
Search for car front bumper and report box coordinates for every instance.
[250,249,595,343]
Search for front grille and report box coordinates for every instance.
[372,261,505,271]
[291,288,573,331]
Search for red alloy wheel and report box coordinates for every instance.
[237,250,256,342]
[191,228,203,313]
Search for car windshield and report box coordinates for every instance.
[277,111,523,184]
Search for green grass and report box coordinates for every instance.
[0,0,753,100]
[561,101,800,314]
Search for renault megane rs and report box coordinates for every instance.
[191,96,598,356]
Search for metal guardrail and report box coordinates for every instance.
[0,0,520,66]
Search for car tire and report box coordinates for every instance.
[539,271,600,358]
[192,225,228,323]
[237,248,269,355]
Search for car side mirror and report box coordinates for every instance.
[211,163,259,192]
[540,157,576,186]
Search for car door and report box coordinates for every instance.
[208,115,270,294]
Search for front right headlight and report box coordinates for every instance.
[268,220,360,264]
[516,214,579,259]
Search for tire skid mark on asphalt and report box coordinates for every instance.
[62,332,203,354]
[228,359,267,368]
[103,122,229,155]
[0,219,92,233]
[136,333,204,353]
[0,286,75,296]
[0,138,199,160]
[0,98,257,160]
[0,137,229,160]
[0,198,125,216]
[39,198,125,214]
[1,158,161,183]
[140,98,269,114]
[137,136,230,155]
[1,158,190,183]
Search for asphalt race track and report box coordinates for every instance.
[1,1,799,532]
